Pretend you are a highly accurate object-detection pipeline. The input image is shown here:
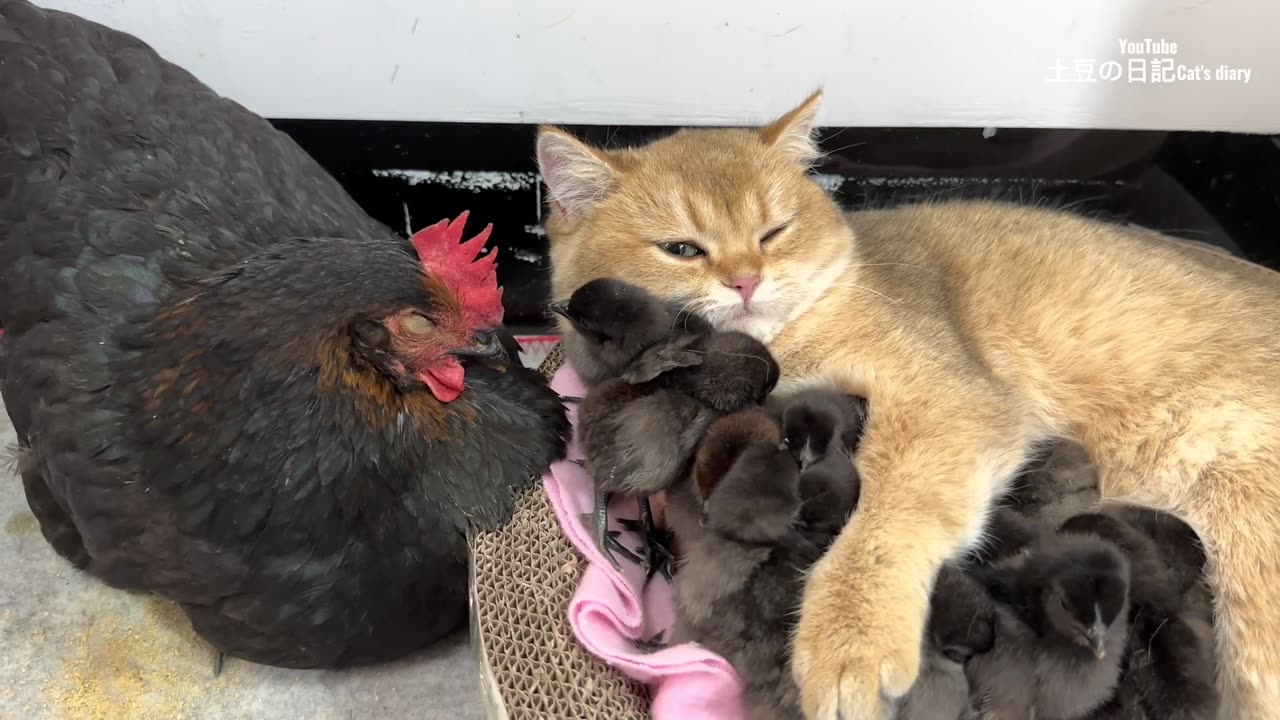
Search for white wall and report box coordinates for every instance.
[40,0,1280,132]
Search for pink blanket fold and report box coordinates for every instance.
[542,364,748,719]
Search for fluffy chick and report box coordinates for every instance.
[669,409,854,720]
[969,440,1100,567]
[1082,503,1208,598]
[1060,507,1219,720]
[965,532,1131,720]
[577,378,711,571]
[971,506,1046,566]
[772,388,867,538]
[550,276,711,387]
[567,281,780,574]
[647,329,781,412]
[896,563,995,720]
[1003,439,1100,528]
[771,387,868,463]
[552,277,708,569]
[608,329,780,576]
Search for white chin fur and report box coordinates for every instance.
[706,305,784,343]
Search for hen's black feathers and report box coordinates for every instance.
[0,1,568,668]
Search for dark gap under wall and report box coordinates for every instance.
[269,121,1280,332]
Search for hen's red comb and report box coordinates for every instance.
[411,211,504,327]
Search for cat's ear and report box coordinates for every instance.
[760,89,824,167]
[536,127,618,222]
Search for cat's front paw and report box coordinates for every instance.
[792,548,927,720]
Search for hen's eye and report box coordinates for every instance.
[660,241,705,259]
[760,224,789,244]
[402,314,435,335]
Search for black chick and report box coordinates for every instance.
[550,277,711,388]
[575,377,712,573]
[896,563,996,720]
[972,506,1046,565]
[668,409,852,720]
[1079,503,1209,598]
[772,388,867,539]
[562,280,780,575]
[1003,439,1100,528]
[1059,507,1219,720]
[968,439,1100,567]
[551,278,707,569]
[552,277,709,569]
[964,532,1131,720]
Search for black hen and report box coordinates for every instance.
[0,1,568,669]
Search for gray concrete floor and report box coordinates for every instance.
[0,397,484,720]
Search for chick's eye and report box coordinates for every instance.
[1059,597,1069,611]
[660,241,705,259]
[402,314,435,335]
[760,223,789,245]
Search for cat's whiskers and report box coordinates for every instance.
[827,281,903,305]
[670,297,716,334]
[682,348,776,377]
[844,261,940,276]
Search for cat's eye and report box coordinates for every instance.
[402,313,435,335]
[760,223,790,245]
[660,241,705,259]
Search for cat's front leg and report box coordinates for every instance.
[791,393,1033,720]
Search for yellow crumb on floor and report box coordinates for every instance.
[46,598,225,720]
[4,512,39,537]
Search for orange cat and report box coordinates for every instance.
[537,92,1280,720]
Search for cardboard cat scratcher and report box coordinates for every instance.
[470,343,649,719]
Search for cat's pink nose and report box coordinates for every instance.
[726,275,761,303]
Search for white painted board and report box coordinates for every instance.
[37,0,1280,132]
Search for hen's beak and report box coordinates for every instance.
[453,328,510,364]
[547,301,570,319]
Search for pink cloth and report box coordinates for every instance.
[542,364,749,719]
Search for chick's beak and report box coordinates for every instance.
[547,301,570,319]
[799,443,819,470]
[1085,621,1107,659]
